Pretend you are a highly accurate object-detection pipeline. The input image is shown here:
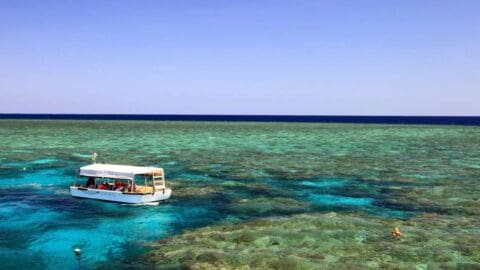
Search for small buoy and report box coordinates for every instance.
[391,227,403,238]
[23,167,27,171]
[74,248,81,256]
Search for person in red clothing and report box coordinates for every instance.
[98,181,108,190]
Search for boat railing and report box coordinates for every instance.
[152,169,165,190]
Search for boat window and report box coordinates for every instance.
[139,174,154,186]
[85,178,131,191]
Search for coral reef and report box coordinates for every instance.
[145,212,480,269]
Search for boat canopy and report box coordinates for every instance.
[79,164,164,180]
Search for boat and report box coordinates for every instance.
[70,163,172,204]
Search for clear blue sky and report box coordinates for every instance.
[1,0,479,115]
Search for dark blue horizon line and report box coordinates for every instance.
[1,113,479,126]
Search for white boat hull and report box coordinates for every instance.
[70,186,172,204]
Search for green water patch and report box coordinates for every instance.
[0,168,75,188]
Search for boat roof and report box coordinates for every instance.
[79,164,163,179]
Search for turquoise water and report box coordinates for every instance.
[0,120,479,269]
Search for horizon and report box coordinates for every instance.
[1,113,480,126]
[1,113,480,117]
[1,1,479,115]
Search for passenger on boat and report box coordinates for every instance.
[122,183,135,193]
[98,182,108,190]
[114,179,123,191]
[86,177,96,188]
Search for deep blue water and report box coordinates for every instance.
[1,114,480,125]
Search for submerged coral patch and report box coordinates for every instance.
[144,212,480,269]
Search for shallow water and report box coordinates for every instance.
[0,120,479,269]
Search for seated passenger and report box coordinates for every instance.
[86,177,96,188]
[98,182,108,190]
[114,179,123,191]
[125,183,136,192]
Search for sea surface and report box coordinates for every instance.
[1,114,480,125]
[0,119,479,269]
